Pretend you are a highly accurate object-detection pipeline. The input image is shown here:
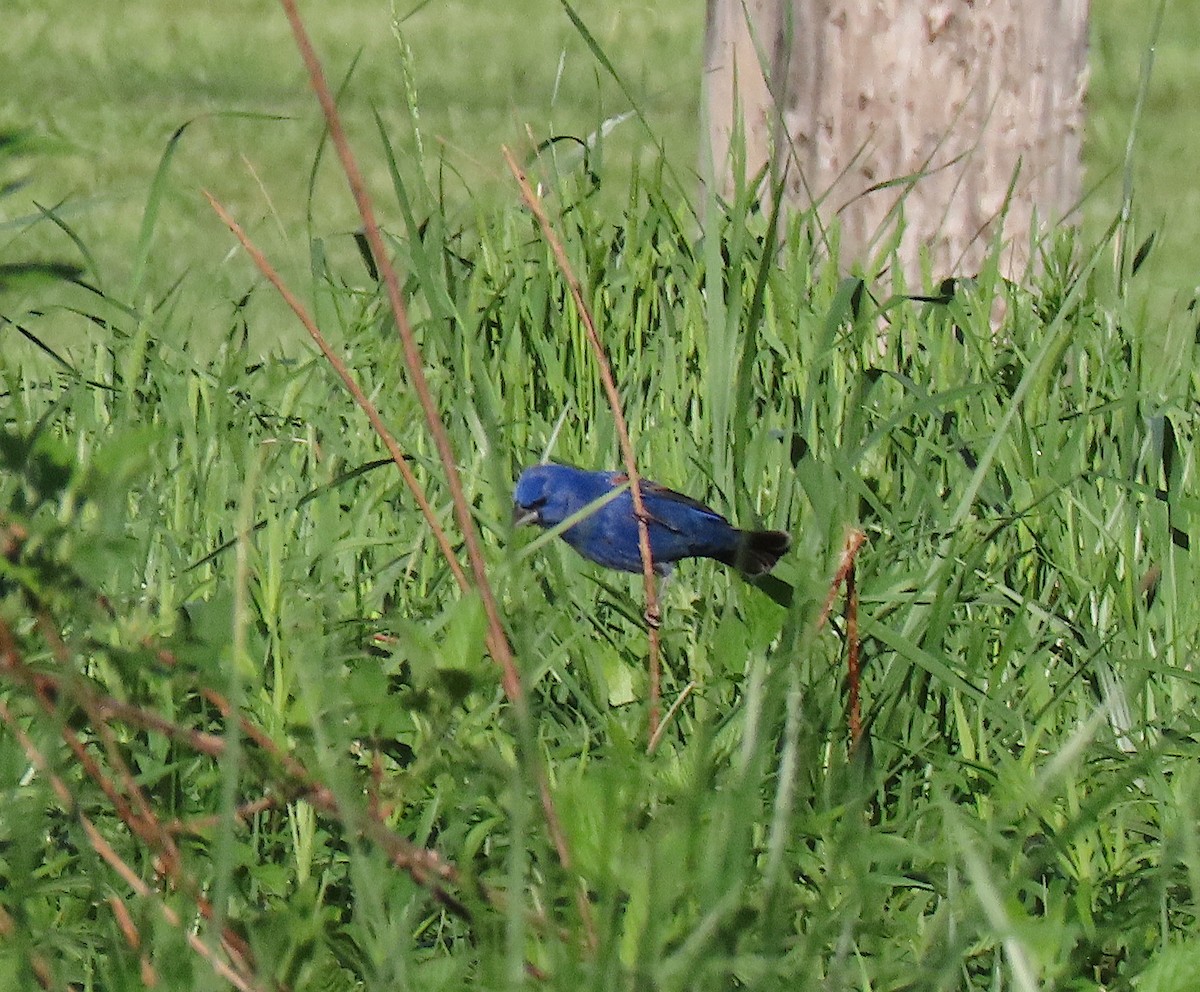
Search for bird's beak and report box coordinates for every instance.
[512,505,539,527]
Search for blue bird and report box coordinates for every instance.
[513,463,790,577]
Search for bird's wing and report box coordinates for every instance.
[612,473,729,531]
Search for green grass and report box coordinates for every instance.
[4,0,1200,313]
[1087,0,1200,309]
[3,3,1200,991]
[3,0,701,325]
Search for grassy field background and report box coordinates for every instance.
[4,0,701,332]
[3,3,1200,991]
[4,1,1200,315]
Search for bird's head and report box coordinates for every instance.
[512,464,578,529]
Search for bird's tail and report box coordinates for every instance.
[714,529,792,577]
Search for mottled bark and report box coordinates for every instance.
[703,0,1090,283]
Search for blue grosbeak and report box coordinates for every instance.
[513,463,790,577]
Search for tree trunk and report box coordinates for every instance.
[703,0,1090,284]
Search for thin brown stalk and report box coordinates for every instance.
[108,894,143,952]
[108,895,160,988]
[274,0,522,712]
[813,529,867,747]
[95,694,226,757]
[193,672,502,926]
[7,649,225,764]
[16,611,261,971]
[0,905,60,992]
[29,955,57,992]
[5,629,259,978]
[0,697,264,992]
[266,1,592,947]
[11,620,193,863]
[202,190,469,597]
[501,145,664,742]
[0,697,74,806]
[205,189,587,931]
[23,672,156,850]
[28,614,193,880]
[844,557,861,749]
[815,529,867,632]
[80,819,267,992]
[86,696,187,880]
[170,672,479,920]
[166,795,280,836]
[5,620,563,963]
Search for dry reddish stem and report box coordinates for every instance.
[204,187,587,949]
[816,529,867,632]
[0,698,73,808]
[0,697,264,992]
[844,558,861,749]
[814,529,867,748]
[5,643,465,977]
[274,0,523,713]
[501,146,664,743]
[108,896,160,988]
[0,904,60,991]
[29,957,56,992]
[167,795,281,836]
[80,819,266,992]
[5,602,568,969]
[94,694,226,757]
[194,680,471,907]
[203,191,469,596]
[108,894,143,952]
[0,907,51,991]
[9,629,466,924]
[6,619,260,978]
[252,0,590,948]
